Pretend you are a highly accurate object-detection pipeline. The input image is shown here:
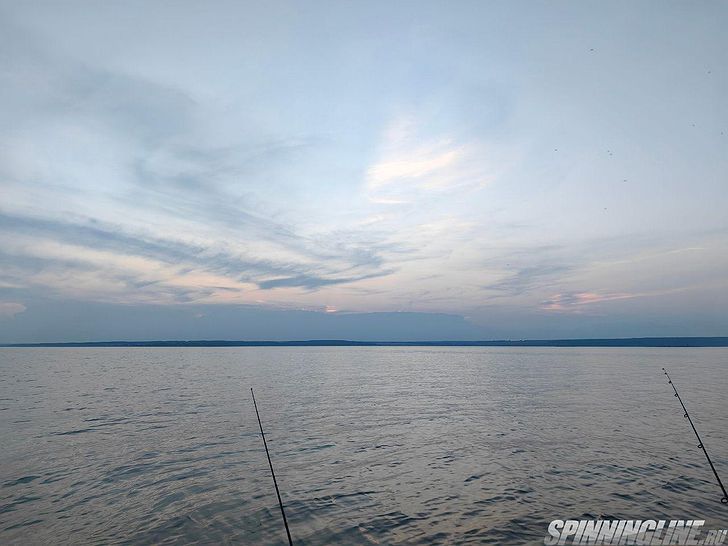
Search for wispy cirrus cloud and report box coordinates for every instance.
[0,19,404,306]
[0,211,398,304]
[541,291,639,313]
[365,116,497,204]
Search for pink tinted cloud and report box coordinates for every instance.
[541,292,637,312]
[0,302,27,319]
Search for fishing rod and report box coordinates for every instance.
[662,368,728,504]
[251,388,294,545]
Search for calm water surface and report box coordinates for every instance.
[1,347,727,544]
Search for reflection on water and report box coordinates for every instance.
[1,347,727,544]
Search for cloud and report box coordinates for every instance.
[365,116,495,204]
[367,144,463,189]
[0,302,26,319]
[541,291,638,313]
[484,263,573,297]
[0,21,405,306]
[257,270,395,290]
[0,211,400,304]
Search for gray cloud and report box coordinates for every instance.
[484,264,573,297]
[257,269,395,290]
[0,211,398,300]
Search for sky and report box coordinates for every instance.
[1,1,727,342]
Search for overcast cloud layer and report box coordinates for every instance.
[1,1,727,342]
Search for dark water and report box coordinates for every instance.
[1,347,727,545]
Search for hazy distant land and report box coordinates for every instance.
[3,337,728,347]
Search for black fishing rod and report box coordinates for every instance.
[251,388,294,545]
[662,368,728,504]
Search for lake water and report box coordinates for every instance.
[1,347,727,544]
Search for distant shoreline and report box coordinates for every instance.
[2,337,728,348]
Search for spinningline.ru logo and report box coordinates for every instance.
[544,519,727,545]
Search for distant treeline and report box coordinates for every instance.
[3,337,728,347]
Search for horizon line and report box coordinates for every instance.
[3,336,728,348]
